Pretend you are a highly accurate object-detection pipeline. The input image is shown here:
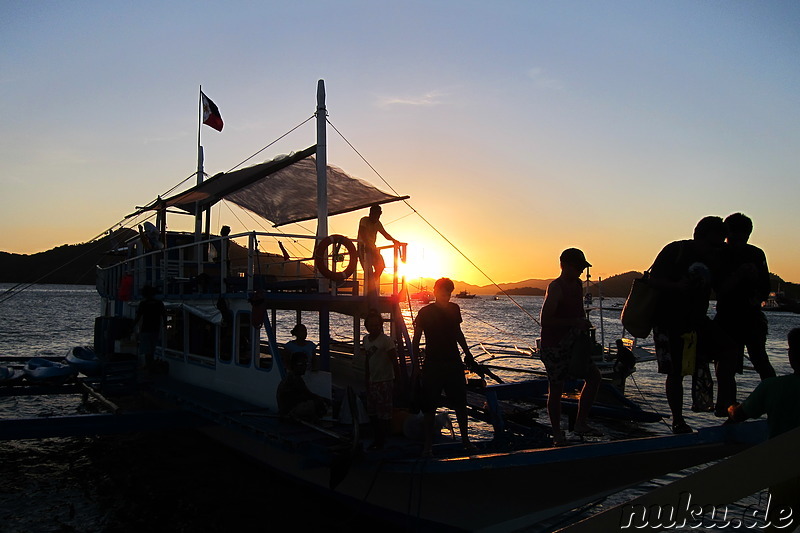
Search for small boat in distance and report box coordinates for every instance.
[762,291,800,313]
[410,287,434,303]
[455,290,477,299]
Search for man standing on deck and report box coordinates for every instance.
[357,204,399,296]
[713,213,776,417]
[648,216,726,434]
[412,277,477,457]
[135,285,166,371]
[539,248,602,446]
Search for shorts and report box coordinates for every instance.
[540,328,597,382]
[714,310,768,372]
[367,380,394,420]
[138,331,159,357]
[420,365,466,414]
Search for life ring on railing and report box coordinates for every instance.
[314,234,358,283]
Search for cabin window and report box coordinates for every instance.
[188,314,216,359]
[236,313,253,366]
[219,318,233,362]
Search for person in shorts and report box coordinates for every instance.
[412,277,476,457]
[539,248,602,446]
[363,310,398,450]
[649,216,725,434]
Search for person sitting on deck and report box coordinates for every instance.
[283,324,317,371]
[727,327,800,528]
[728,327,800,437]
[276,352,328,422]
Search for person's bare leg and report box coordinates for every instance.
[574,366,601,434]
[548,380,565,445]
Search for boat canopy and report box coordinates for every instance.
[134,146,409,227]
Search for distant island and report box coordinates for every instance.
[2,232,799,300]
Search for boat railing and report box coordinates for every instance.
[97,230,408,302]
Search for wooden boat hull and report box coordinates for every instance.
[145,377,766,532]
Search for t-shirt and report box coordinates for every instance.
[715,243,770,317]
[284,340,316,359]
[363,333,395,383]
[650,239,714,330]
[741,374,800,438]
[540,276,584,349]
[136,298,166,333]
[414,302,464,370]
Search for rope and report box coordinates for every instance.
[3,118,318,305]
[327,118,542,328]
[225,116,315,173]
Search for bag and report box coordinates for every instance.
[621,272,659,338]
[567,330,594,378]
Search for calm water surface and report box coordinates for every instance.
[1,284,799,532]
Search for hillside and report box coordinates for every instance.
[2,240,799,301]
[0,230,305,286]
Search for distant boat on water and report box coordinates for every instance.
[762,291,800,313]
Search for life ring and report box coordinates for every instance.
[314,234,357,283]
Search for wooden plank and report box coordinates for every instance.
[557,423,797,533]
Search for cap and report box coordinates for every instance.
[560,248,591,268]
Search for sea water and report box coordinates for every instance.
[1,284,799,532]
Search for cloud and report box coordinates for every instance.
[378,90,447,108]
[527,68,564,90]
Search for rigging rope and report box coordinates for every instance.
[326,118,542,328]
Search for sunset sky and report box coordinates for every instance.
[2,2,799,286]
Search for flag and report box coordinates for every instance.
[201,91,224,132]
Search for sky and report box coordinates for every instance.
[2,1,799,286]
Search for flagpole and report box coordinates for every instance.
[195,86,204,240]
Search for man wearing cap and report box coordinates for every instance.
[540,248,602,446]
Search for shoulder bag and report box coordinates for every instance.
[620,271,659,338]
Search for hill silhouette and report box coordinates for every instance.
[0,230,308,286]
[2,239,799,300]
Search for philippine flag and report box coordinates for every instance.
[201,91,224,132]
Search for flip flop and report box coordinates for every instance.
[574,425,603,437]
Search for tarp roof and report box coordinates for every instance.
[136,146,408,227]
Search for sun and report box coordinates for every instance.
[395,243,451,283]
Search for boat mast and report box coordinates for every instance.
[315,79,331,370]
[315,79,328,240]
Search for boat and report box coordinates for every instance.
[410,288,434,303]
[66,346,103,377]
[80,80,768,531]
[0,366,23,384]
[455,290,477,299]
[23,357,78,384]
[762,291,800,313]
